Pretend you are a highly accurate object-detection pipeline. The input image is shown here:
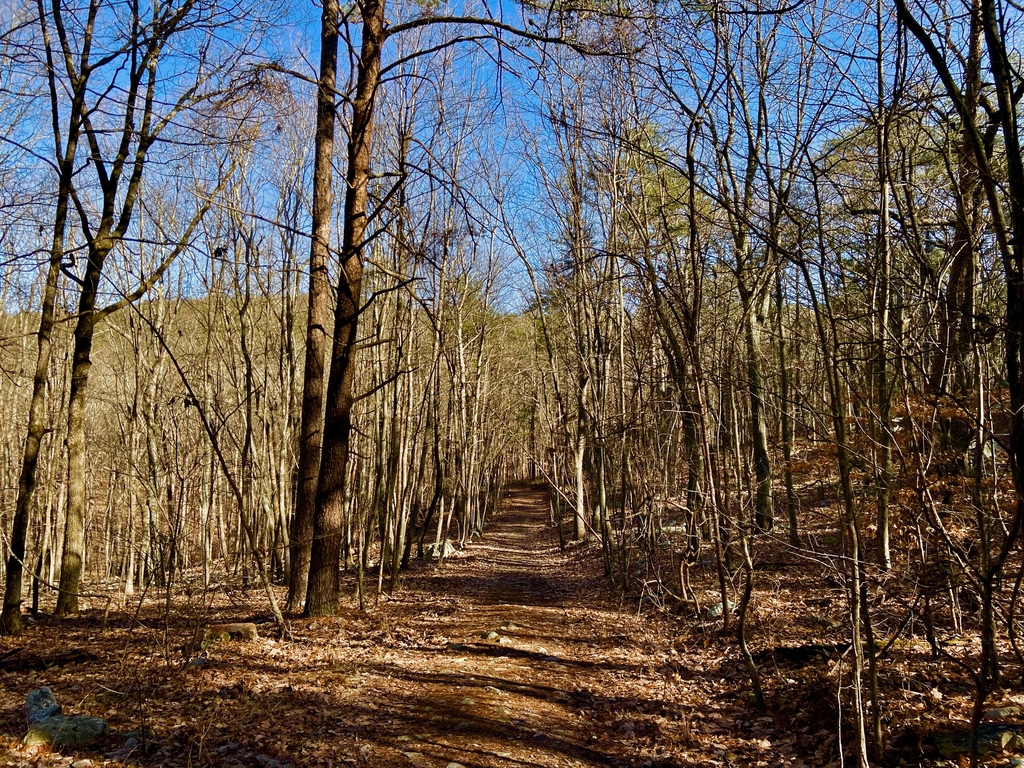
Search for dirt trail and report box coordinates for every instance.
[0,484,779,768]
[317,483,698,768]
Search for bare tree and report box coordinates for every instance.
[8,0,274,617]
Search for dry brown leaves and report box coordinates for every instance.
[0,484,1012,767]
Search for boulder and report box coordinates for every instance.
[424,540,458,559]
[203,623,258,648]
[987,706,1023,721]
[25,714,108,747]
[24,687,108,747]
[707,600,736,619]
[26,687,61,724]
[936,723,1024,758]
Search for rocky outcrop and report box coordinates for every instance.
[24,687,108,748]
[936,723,1024,758]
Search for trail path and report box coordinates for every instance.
[300,483,708,768]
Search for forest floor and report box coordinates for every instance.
[0,482,1011,767]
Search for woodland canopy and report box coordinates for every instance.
[0,0,1023,765]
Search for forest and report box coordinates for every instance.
[0,0,1022,765]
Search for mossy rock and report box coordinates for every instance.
[25,715,108,747]
[202,622,258,648]
[936,723,1024,758]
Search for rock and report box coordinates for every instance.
[459,697,476,706]
[25,714,109,747]
[72,761,93,768]
[446,763,467,768]
[707,600,736,619]
[987,706,1022,721]
[255,755,282,768]
[497,636,512,645]
[484,686,503,695]
[23,686,108,748]
[480,630,500,641]
[936,723,1024,758]
[203,623,258,647]
[26,687,61,724]
[424,540,458,559]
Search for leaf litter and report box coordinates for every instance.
[0,485,1004,767]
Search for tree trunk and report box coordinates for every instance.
[1,0,83,634]
[56,240,112,616]
[775,267,799,547]
[1,232,64,633]
[874,0,894,570]
[929,0,982,400]
[287,0,338,612]
[305,0,384,615]
[739,278,774,532]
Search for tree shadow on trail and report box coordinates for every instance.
[419,641,646,675]
[416,574,579,608]
[216,666,691,768]
[358,658,695,719]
